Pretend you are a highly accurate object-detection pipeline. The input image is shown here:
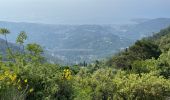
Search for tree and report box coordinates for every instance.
[26,43,44,63]
[129,40,161,59]
[107,39,161,69]
[157,50,170,79]
[0,28,15,60]
[16,31,27,53]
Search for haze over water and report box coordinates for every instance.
[0,0,170,24]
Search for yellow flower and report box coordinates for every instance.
[12,74,17,81]
[24,79,28,83]
[67,75,71,80]
[0,75,4,80]
[63,69,72,80]
[4,70,10,76]
[9,74,17,81]
[29,88,34,93]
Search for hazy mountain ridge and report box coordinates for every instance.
[125,18,170,40]
[0,18,170,64]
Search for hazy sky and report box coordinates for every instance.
[0,0,170,24]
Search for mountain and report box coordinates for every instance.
[0,18,170,64]
[124,18,170,40]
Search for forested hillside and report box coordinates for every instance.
[106,26,170,69]
[0,26,170,100]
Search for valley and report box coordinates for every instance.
[0,18,170,64]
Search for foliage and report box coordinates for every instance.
[0,28,10,35]
[0,68,33,100]
[73,68,115,100]
[0,27,170,100]
[113,71,170,100]
[16,31,27,45]
[107,39,161,69]
[157,50,170,79]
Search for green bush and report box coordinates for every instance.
[113,71,170,100]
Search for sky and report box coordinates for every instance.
[0,0,170,24]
